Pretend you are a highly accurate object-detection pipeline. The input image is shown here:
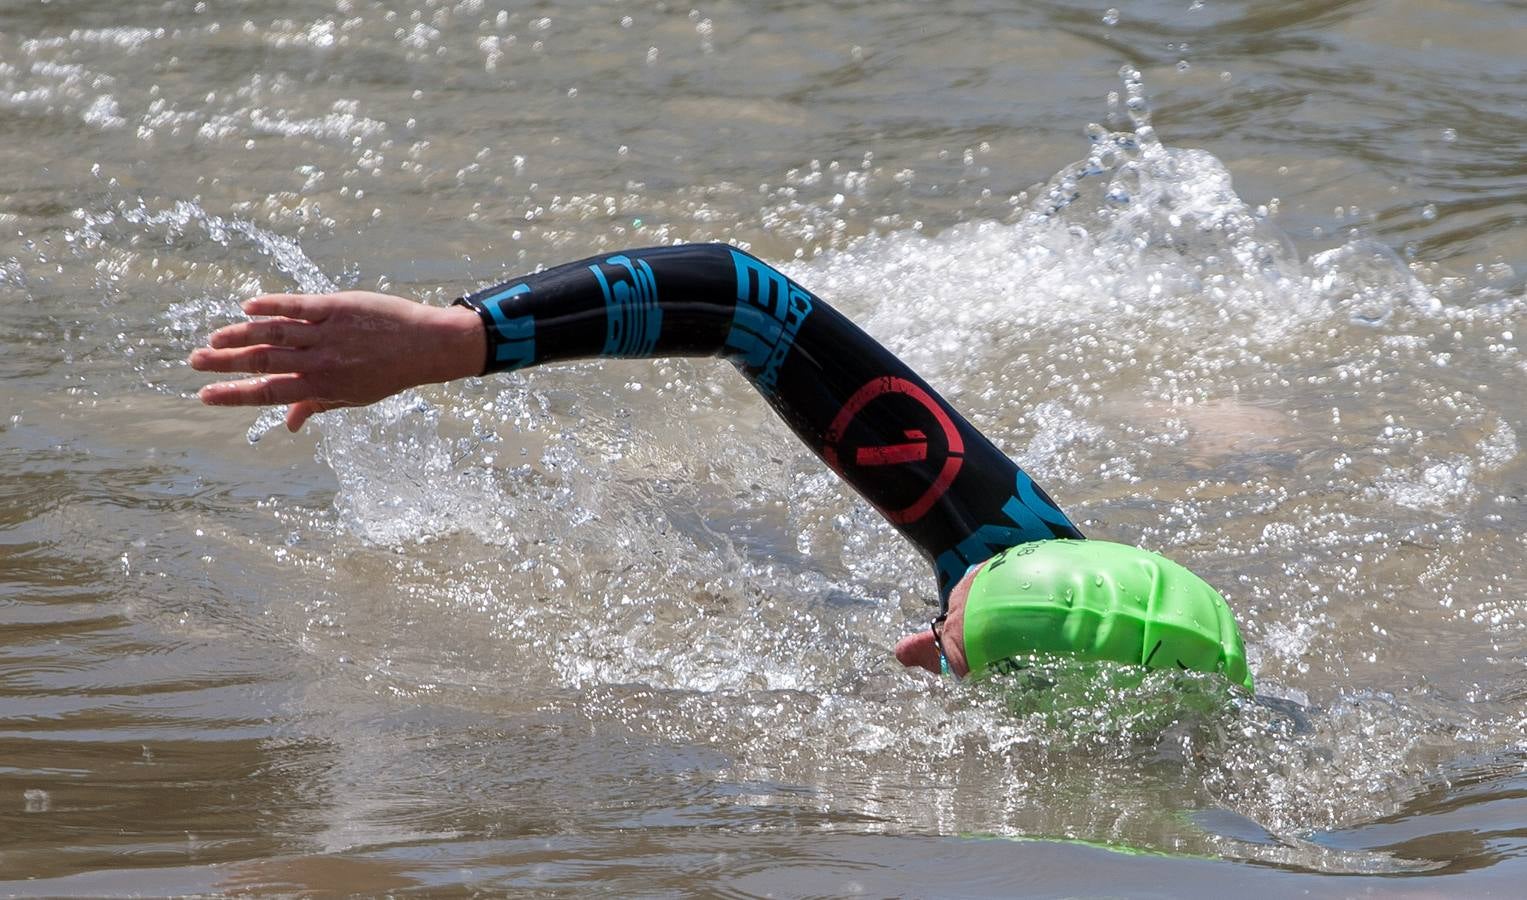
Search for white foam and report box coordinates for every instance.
[65,63,1524,851]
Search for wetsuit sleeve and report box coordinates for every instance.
[456,243,1083,602]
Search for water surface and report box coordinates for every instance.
[2,0,1525,894]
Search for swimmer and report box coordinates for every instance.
[190,243,1252,689]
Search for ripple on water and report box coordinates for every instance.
[6,16,1526,884]
[66,86,1520,862]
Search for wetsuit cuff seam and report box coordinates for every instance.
[452,296,494,377]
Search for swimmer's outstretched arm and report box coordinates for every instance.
[193,243,1081,598]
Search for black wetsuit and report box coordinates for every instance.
[456,243,1083,604]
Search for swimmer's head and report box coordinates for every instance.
[895,540,1253,691]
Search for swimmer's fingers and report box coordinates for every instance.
[198,377,353,431]
[197,373,318,408]
[188,343,310,375]
[241,293,338,322]
[206,317,322,350]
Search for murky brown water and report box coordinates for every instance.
[2,0,1525,895]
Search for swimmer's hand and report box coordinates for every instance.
[189,291,485,432]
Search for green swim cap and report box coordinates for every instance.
[960,540,1253,691]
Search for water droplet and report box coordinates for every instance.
[1176,60,1190,73]
[247,407,287,444]
[1102,8,1121,26]
[1441,128,1457,143]
[1422,204,1438,221]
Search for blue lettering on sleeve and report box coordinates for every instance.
[724,250,813,395]
[481,282,536,371]
[590,255,662,357]
[1016,469,1074,527]
[933,470,1079,596]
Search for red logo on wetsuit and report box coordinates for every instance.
[822,376,965,525]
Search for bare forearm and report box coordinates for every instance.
[414,302,488,385]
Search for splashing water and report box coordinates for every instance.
[51,66,1527,872]
[808,65,1444,394]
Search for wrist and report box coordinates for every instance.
[422,303,489,384]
